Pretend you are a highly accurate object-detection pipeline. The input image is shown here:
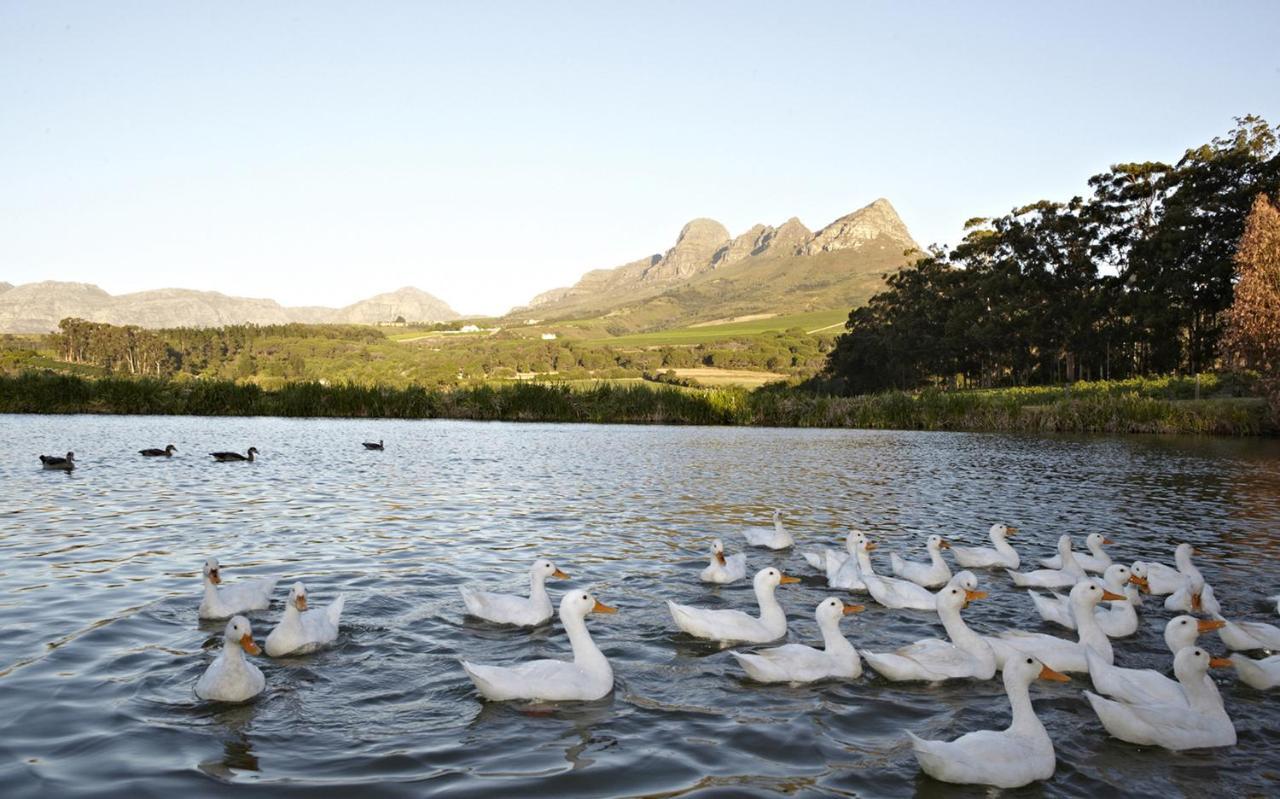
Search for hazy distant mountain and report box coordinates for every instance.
[0,282,459,333]
[513,198,920,330]
[0,282,13,295]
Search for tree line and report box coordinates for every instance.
[823,116,1280,394]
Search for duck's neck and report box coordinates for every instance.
[562,612,607,670]
[1074,602,1112,660]
[857,548,875,576]
[927,546,946,571]
[1005,674,1046,735]
[993,534,1015,557]
[221,641,249,674]
[773,516,783,534]
[939,603,988,659]
[246,451,254,462]
[281,602,301,626]
[754,584,785,625]
[1177,666,1224,713]
[528,573,550,608]
[818,616,854,656]
[203,578,220,603]
[1175,548,1196,574]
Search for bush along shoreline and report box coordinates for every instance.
[1,371,1274,436]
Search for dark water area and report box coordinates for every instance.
[2,414,1280,798]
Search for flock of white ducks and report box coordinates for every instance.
[190,512,1279,790]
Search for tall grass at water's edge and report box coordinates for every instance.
[0,371,1272,436]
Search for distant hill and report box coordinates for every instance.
[0,283,459,333]
[509,198,920,332]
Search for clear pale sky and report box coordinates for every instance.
[2,1,1278,316]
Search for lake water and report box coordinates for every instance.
[3,414,1280,798]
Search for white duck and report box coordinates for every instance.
[1145,542,1201,596]
[264,582,345,657]
[802,529,858,578]
[889,535,952,588]
[195,616,265,703]
[1028,564,1142,638]
[1006,536,1085,589]
[907,653,1068,788]
[1086,646,1236,750]
[988,581,1125,673]
[862,581,995,682]
[462,590,616,702]
[1086,616,1225,705]
[1165,576,1220,614]
[1039,532,1113,574]
[198,557,279,620]
[864,562,979,613]
[699,539,747,584]
[951,523,1020,570]
[459,558,568,627]
[731,598,865,683]
[801,530,875,591]
[1213,609,1280,651]
[668,567,798,644]
[742,509,793,550]
[1231,653,1280,689]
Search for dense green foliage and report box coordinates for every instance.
[825,117,1280,394]
[1,371,1270,435]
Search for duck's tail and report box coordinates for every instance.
[326,594,346,627]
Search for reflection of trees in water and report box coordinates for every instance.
[196,703,260,780]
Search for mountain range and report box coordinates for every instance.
[0,284,458,334]
[510,198,920,331]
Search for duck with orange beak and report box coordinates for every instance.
[1086,646,1237,750]
[265,582,345,657]
[889,534,953,588]
[732,598,866,683]
[459,558,569,627]
[907,653,1069,788]
[862,577,995,682]
[1039,531,1114,574]
[195,616,266,703]
[988,581,1128,673]
[699,538,747,584]
[1087,616,1228,706]
[668,568,800,644]
[461,590,617,702]
[197,556,279,620]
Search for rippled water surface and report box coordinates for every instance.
[3,415,1280,798]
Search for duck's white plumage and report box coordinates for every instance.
[1144,542,1200,596]
[741,509,793,550]
[1027,564,1141,638]
[198,557,278,620]
[889,534,952,588]
[862,580,994,682]
[732,598,864,683]
[668,567,797,644]
[1214,610,1280,651]
[950,523,1020,570]
[1165,577,1220,615]
[195,616,265,703]
[802,530,873,590]
[1006,535,1085,588]
[699,538,747,584]
[1231,653,1280,689]
[462,590,616,702]
[265,582,344,657]
[1039,532,1113,573]
[988,581,1124,673]
[865,565,978,613]
[459,558,567,627]
[907,654,1066,788]
[1086,616,1224,705]
[1086,647,1236,750]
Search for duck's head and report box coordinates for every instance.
[165,444,177,453]
[710,539,727,566]
[851,531,876,552]
[66,451,76,461]
[990,523,1016,539]
[772,509,783,521]
[559,589,616,620]
[288,582,308,611]
[1069,579,1124,611]
[816,596,863,623]
[531,558,569,581]
[754,567,799,592]
[927,534,950,551]
[1174,542,1196,565]
[1129,561,1150,592]
[1056,535,1074,556]
[1173,646,1233,681]
[941,572,984,608]
[203,557,222,585]
[247,447,259,456]
[1087,532,1113,548]
[1101,564,1131,592]
[1164,614,1225,654]
[225,615,260,655]
[1007,653,1070,687]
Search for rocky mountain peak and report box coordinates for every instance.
[803,198,917,256]
[640,218,730,283]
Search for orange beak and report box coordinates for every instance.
[1005,527,1018,534]
[1101,589,1126,601]
[1209,657,1234,669]
[592,600,617,614]
[1039,665,1070,682]
[842,604,866,615]
[779,575,801,584]
[1197,619,1226,633]
[715,552,727,566]
[938,540,951,549]
[964,589,987,605]
[240,634,261,655]
[209,570,221,585]
[1190,592,1203,612]
[1128,575,1149,592]
[864,542,878,551]
[1102,537,1115,545]
[552,568,569,579]
[295,595,307,611]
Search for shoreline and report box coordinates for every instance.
[2,372,1274,437]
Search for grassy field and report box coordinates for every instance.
[586,309,849,346]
